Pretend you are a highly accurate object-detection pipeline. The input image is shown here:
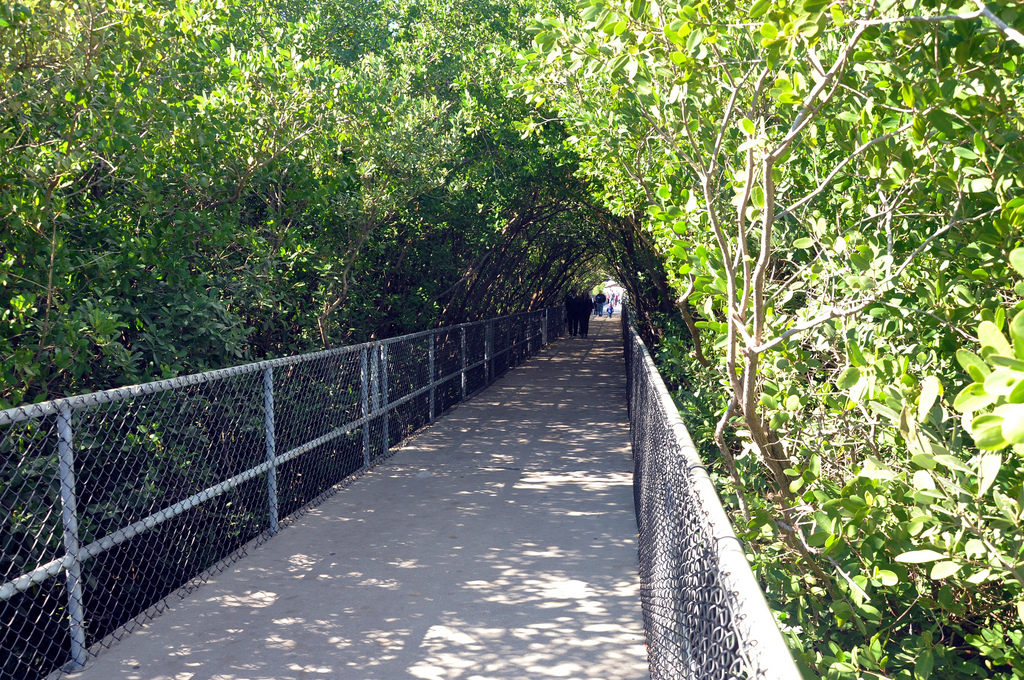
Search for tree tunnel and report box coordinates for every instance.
[6,1,1024,678]
[0,0,684,407]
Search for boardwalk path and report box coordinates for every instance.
[69,316,648,680]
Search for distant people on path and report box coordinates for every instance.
[593,291,607,317]
[607,302,614,318]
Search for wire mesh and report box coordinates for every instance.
[0,307,562,680]
[621,305,801,680]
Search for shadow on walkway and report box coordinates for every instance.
[68,316,647,680]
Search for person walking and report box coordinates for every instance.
[593,291,607,317]
[566,294,579,336]
[578,293,593,337]
[607,301,614,318]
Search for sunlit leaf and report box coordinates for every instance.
[930,561,962,579]
[895,549,946,563]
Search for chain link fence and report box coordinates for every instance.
[0,307,564,680]
[622,306,801,680]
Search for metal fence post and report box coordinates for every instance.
[428,333,435,423]
[380,344,390,452]
[56,404,87,670]
[460,326,467,401]
[370,345,379,408]
[361,347,370,467]
[484,321,492,384]
[543,309,549,346]
[263,368,279,535]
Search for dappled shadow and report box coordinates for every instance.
[66,318,647,680]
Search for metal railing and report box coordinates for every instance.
[622,306,801,680]
[0,306,565,680]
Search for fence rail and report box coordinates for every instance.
[0,307,565,680]
[622,306,801,680]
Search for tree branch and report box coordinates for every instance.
[750,202,995,354]
[776,120,915,221]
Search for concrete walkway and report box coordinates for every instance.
[68,316,648,680]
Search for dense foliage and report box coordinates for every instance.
[0,0,613,408]
[524,0,1024,677]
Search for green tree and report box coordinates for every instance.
[525,0,1024,676]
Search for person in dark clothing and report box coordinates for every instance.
[565,294,581,336]
[565,292,591,337]
[593,291,607,317]
[578,293,593,337]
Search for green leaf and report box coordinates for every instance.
[895,549,946,563]
[837,366,860,390]
[740,117,755,135]
[1011,309,1024,359]
[913,469,935,490]
[900,84,915,107]
[964,538,986,558]
[1003,376,1024,403]
[934,454,972,473]
[624,57,638,80]
[1010,248,1024,277]
[978,451,1002,495]
[793,237,814,248]
[917,376,941,421]
[956,349,990,381]
[750,0,772,18]
[978,321,1013,356]
[1011,379,1024,403]
[911,115,927,143]
[993,490,1020,522]
[968,177,993,193]
[930,561,962,579]
[953,383,995,412]
[800,0,828,14]
[974,132,986,154]
[580,3,604,21]
[984,368,1023,396]
[996,403,1024,442]
[911,453,936,470]
[875,569,898,586]
[870,401,900,423]
[989,354,1024,370]
[752,185,765,208]
[973,423,1008,450]
[848,341,867,367]
[967,569,992,584]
